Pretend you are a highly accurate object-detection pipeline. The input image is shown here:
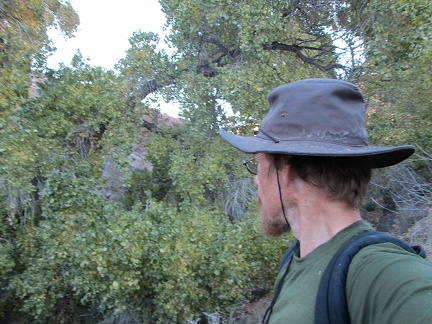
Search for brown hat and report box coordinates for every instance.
[219,78,415,168]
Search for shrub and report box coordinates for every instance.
[10,194,289,323]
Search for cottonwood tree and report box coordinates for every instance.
[118,0,431,209]
[0,0,79,119]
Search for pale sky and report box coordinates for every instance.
[48,0,166,69]
[47,0,179,116]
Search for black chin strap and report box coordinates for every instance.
[261,170,291,324]
[276,170,290,228]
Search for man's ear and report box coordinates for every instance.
[281,163,293,185]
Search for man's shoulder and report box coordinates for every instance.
[348,240,430,278]
[346,241,432,323]
[352,240,430,266]
[347,240,432,292]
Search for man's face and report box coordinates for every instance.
[254,154,291,237]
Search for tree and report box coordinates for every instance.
[0,54,130,223]
[119,0,338,134]
[0,55,140,320]
[362,0,432,155]
[0,0,79,121]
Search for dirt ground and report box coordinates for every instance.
[230,292,273,324]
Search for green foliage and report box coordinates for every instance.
[168,137,230,204]
[363,0,432,164]
[124,169,154,207]
[0,56,131,227]
[0,0,79,120]
[0,240,15,284]
[364,0,432,67]
[10,197,289,323]
[0,55,141,321]
[366,52,431,151]
[120,1,328,135]
[143,122,250,208]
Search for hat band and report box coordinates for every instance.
[257,129,368,147]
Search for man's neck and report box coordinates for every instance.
[290,196,362,258]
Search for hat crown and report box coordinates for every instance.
[259,79,368,146]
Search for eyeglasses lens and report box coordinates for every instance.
[244,160,258,175]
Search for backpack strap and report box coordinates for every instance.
[262,241,299,324]
[314,231,425,324]
[278,240,299,272]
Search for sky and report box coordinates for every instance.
[48,0,165,69]
[47,0,179,116]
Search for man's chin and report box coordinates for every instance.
[256,199,290,237]
[258,213,290,237]
[260,225,290,237]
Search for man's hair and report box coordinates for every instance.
[268,154,372,209]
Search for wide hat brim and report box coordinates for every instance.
[219,79,415,168]
[219,129,415,168]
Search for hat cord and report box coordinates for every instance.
[260,128,280,143]
[276,170,290,228]
[261,170,290,324]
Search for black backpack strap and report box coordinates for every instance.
[262,241,299,324]
[412,245,427,258]
[314,231,424,324]
[278,240,299,272]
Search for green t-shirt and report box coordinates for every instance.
[268,220,432,323]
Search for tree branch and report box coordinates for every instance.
[263,41,346,72]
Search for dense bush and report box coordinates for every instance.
[6,187,289,322]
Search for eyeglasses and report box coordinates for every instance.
[243,154,263,175]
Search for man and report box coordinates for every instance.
[219,78,432,323]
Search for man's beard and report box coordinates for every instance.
[257,197,291,237]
